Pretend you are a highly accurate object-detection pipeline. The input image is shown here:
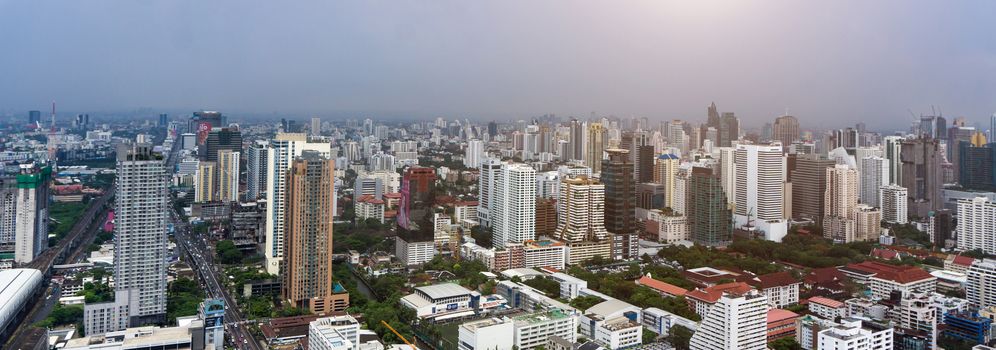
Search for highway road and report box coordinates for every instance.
[165,142,262,350]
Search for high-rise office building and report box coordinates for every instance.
[217,150,240,203]
[282,151,349,314]
[900,138,943,217]
[398,167,436,230]
[718,147,737,205]
[883,136,904,185]
[245,140,268,201]
[12,163,50,264]
[688,167,732,247]
[201,127,242,162]
[265,133,332,274]
[772,115,800,147]
[734,144,788,241]
[602,149,636,235]
[464,140,484,168]
[636,145,655,183]
[195,161,216,203]
[189,111,226,145]
[860,156,889,207]
[654,154,680,209]
[114,143,167,320]
[956,197,996,255]
[689,290,768,350]
[493,163,536,249]
[789,154,835,224]
[957,137,996,192]
[823,165,858,243]
[719,112,740,147]
[879,184,908,224]
[569,119,584,161]
[311,117,321,136]
[158,113,168,126]
[477,158,502,228]
[555,177,609,243]
[28,110,41,125]
[586,123,606,173]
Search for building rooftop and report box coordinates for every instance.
[767,309,799,323]
[808,296,845,308]
[686,282,754,303]
[416,283,472,300]
[636,275,688,296]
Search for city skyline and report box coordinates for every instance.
[2,1,996,129]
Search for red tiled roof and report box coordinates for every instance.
[846,261,933,284]
[749,271,800,289]
[383,192,402,198]
[686,282,754,303]
[953,255,975,267]
[871,248,899,260]
[636,276,688,297]
[767,309,799,323]
[807,296,845,308]
[805,267,848,285]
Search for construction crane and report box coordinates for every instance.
[380,320,418,350]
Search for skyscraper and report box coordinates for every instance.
[201,127,243,162]
[688,167,732,247]
[900,138,943,217]
[653,154,680,209]
[956,197,996,255]
[245,140,268,201]
[217,150,240,203]
[311,117,321,136]
[859,156,889,207]
[880,184,908,224]
[823,164,858,242]
[772,115,800,147]
[195,161,217,203]
[569,119,584,161]
[555,177,609,243]
[586,123,606,173]
[884,136,904,185]
[282,151,349,314]
[114,143,167,321]
[265,133,332,274]
[12,163,50,264]
[28,110,41,125]
[690,290,768,350]
[477,158,502,228]
[464,140,484,168]
[734,144,788,241]
[602,149,636,236]
[492,163,536,249]
[636,145,655,183]
[719,112,740,147]
[958,137,996,192]
[789,154,835,224]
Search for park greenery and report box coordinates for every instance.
[37,304,84,329]
[567,265,700,321]
[726,233,875,269]
[48,201,89,246]
[76,281,114,303]
[215,240,243,264]
[769,337,803,350]
[166,277,205,325]
[668,325,694,350]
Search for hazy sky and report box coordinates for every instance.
[2,1,995,130]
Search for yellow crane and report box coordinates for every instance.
[380,320,418,350]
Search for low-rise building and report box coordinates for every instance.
[747,271,800,308]
[642,307,698,336]
[396,236,436,267]
[400,283,479,321]
[767,309,799,342]
[795,315,838,350]
[808,296,847,321]
[458,308,577,350]
[636,274,688,299]
[309,314,361,350]
[817,317,893,350]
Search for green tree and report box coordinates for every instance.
[642,329,658,344]
[668,325,693,350]
[215,240,243,264]
[769,337,803,350]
